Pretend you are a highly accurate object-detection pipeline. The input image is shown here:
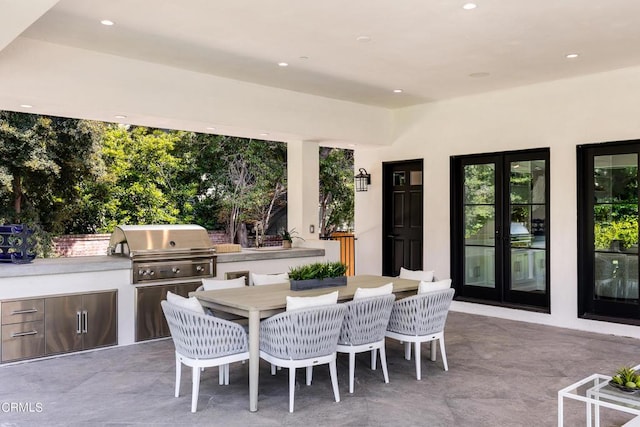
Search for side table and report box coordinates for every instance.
[558,366,640,427]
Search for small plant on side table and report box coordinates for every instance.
[611,366,640,391]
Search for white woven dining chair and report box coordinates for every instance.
[161,300,249,412]
[259,304,347,412]
[385,288,454,380]
[336,294,396,393]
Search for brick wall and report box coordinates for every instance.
[52,230,231,257]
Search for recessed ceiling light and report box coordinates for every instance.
[206,127,216,131]
[356,35,371,42]
[114,115,127,119]
[462,3,477,10]
[393,89,403,93]
[100,20,114,26]
[278,62,289,67]
[259,133,269,136]
[566,53,579,59]
[20,104,33,108]
[469,72,490,78]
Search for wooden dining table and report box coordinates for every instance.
[191,274,420,412]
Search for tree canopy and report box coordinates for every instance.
[0,112,354,254]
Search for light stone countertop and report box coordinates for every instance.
[0,248,324,279]
[217,247,324,262]
[0,256,132,278]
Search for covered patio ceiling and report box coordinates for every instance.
[2,0,640,146]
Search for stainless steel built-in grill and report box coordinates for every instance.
[108,224,217,341]
[108,224,216,284]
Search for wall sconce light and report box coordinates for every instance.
[355,168,371,192]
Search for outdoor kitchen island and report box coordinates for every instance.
[0,244,335,363]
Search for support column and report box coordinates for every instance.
[287,140,319,241]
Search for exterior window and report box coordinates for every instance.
[578,141,640,323]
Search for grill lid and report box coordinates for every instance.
[108,224,214,257]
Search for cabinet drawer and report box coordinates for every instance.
[2,321,45,362]
[2,299,44,325]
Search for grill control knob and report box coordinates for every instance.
[172,267,180,274]
[149,270,155,276]
[138,269,144,276]
[196,265,203,272]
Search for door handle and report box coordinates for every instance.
[11,330,38,338]
[11,308,38,315]
[76,311,82,334]
[82,310,88,334]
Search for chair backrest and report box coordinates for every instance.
[338,294,395,346]
[251,272,289,286]
[387,288,454,336]
[161,300,248,359]
[260,304,347,360]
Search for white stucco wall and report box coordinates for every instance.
[355,65,640,339]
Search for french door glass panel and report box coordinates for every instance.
[593,153,638,303]
[509,160,547,293]
[463,163,496,289]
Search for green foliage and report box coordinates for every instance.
[611,366,640,388]
[205,136,287,243]
[594,218,638,250]
[97,126,182,231]
[319,147,354,236]
[1,112,355,254]
[281,228,303,242]
[288,261,348,281]
[0,112,106,236]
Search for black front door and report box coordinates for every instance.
[382,159,423,276]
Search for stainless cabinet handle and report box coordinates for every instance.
[76,311,82,334]
[82,310,88,334]
[11,330,38,338]
[11,308,38,315]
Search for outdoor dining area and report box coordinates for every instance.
[166,271,453,413]
[1,293,638,426]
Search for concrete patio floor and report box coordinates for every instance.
[1,311,639,426]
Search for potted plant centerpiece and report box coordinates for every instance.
[288,261,348,291]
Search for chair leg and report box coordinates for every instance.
[349,352,356,393]
[414,342,421,381]
[430,340,437,362]
[289,367,296,413]
[218,365,224,385]
[404,342,411,360]
[371,348,377,370]
[329,358,340,403]
[271,363,277,375]
[191,366,201,413]
[379,344,389,384]
[439,337,449,371]
[306,366,313,386]
[175,356,181,397]
[225,364,230,385]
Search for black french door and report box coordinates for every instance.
[451,148,550,310]
[578,140,640,323]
